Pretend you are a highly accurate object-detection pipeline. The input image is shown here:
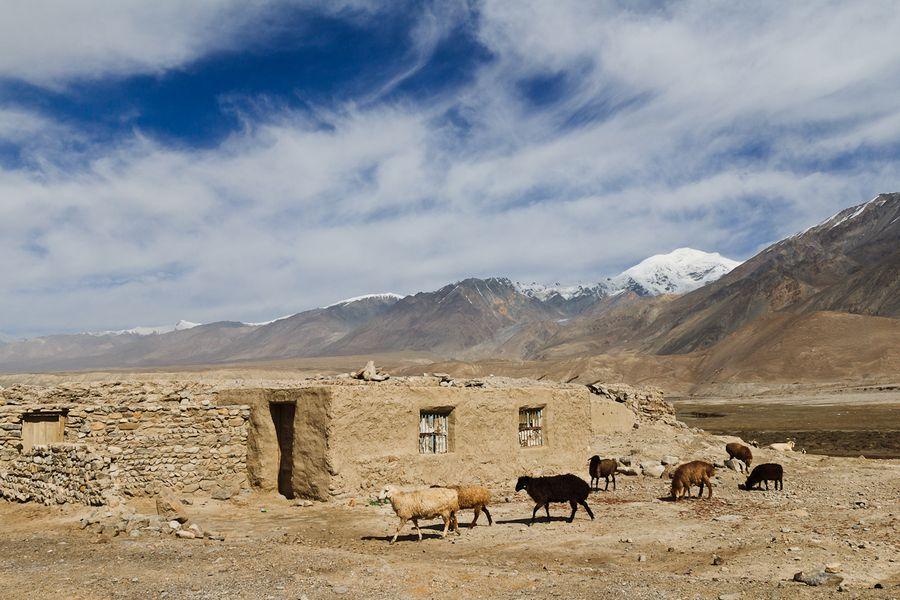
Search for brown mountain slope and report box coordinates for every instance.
[324,278,563,355]
[531,193,900,359]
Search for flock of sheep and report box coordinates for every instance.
[378,442,786,544]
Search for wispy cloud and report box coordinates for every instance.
[1,1,900,336]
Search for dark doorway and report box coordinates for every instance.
[270,402,295,499]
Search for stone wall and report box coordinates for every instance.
[0,382,252,499]
[587,382,678,425]
[0,443,112,505]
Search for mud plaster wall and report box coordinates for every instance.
[217,388,331,500]
[590,397,635,433]
[325,386,598,498]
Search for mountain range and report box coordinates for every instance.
[1,193,898,386]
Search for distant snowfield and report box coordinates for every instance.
[89,319,201,336]
[324,293,404,308]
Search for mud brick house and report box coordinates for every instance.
[218,380,637,500]
[0,377,646,504]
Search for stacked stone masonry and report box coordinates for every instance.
[0,382,251,503]
[0,443,111,505]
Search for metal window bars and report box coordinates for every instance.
[518,407,543,447]
[419,411,449,454]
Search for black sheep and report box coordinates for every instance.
[741,463,784,491]
[515,474,595,525]
[588,455,618,491]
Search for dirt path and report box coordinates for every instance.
[2,450,898,600]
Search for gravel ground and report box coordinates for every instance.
[1,442,898,600]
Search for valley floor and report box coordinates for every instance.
[1,427,898,600]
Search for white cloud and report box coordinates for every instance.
[0,0,382,86]
[2,1,900,336]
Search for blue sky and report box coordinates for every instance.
[2,0,900,337]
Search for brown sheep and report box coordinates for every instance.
[447,485,492,527]
[588,455,618,491]
[670,461,716,501]
[725,442,753,473]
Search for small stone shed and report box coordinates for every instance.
[0,377,646,505]
[0,382,251,504]
[218,379,637,500]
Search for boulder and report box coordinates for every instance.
[156,488,189,523]
[724,458,740,471]
[353,361,389,382]
[661,455,680,466]
[642,464,666,478]
[793,571,844,587]
[618,466,640,476]
[210,486,233,501]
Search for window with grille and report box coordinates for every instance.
[518,407,544,447]
[419,410,450,454]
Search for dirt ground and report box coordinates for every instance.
[1,425,898,600]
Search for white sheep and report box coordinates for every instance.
[377,486,461,544]
[768,440,795,452]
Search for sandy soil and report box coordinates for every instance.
[2,425,898,600]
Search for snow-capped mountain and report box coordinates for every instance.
[605,248,741,296]
[91,319,201,336]
[516,248,741,300]
[324,293,404,308]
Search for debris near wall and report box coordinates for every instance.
[586,382,679,425]
[0,443,115,506]
[352,361,390,382]
[79,503,224,541]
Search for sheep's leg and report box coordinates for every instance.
[777,478,783,491]
[530,502,542,526]
[567,500,578,523]
[450,511,461,536]
[544,503,551,521]
[412,518,422,541]
[704,477,713,498]
[696,483,703,498]
[390,518,407,544]
[764,480,769,490]
[482,505,493,526]
[579,500,595,520]
[471,506,480,527]
[604,476,609,491]
[440,515,450,538]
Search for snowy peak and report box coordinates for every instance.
[91,320,201,336]
[324,293,404,309]
[514,281,603,302]
[607,248,741,296]
[516,248,740,301]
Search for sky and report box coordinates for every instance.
[2,0,900,337]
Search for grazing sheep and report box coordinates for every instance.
[515,474,595,525]
[768,440,795,452]
[446,485,493,527]
[741,463,784,491]
[378,486,460,544]
[588,455,618,491]
[670,461,716,501]
[725,442,753,473]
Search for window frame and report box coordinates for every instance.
[21,411,66,452]
[418,407,454,454]
[518,406,545,448]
